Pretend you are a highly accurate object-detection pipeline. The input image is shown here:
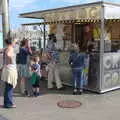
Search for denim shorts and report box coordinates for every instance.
[19,64,29,78]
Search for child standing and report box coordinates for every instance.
[69,44,85,95]
[31,56,41,97]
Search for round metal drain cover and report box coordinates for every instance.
[57,100,82,108]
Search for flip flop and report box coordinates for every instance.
[4,104,16,109]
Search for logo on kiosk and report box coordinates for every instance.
[104,54,120,70]
[103,54,120,88]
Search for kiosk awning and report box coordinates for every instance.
[21,19,120,26]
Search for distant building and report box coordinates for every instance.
[12,26,48,50]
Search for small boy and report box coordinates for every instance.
[30,56,41,97]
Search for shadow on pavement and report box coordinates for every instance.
[0,79,96,97]
[0,115,9,120]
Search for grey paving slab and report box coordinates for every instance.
[0,90,120,120]
[0,80,120,120]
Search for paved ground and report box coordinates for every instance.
[0,80,120,120]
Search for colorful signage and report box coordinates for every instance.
[41,6,101,22]
[103,53,120,89]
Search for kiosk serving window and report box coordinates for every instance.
[105,22,120,52]
[75,24,93,52]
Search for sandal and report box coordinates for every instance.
[4,104,16,108]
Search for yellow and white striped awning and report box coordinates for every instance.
[22,19,120,26]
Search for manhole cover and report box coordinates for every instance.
[57,100,82,108]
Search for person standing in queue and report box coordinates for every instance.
[46,49,65,90]
[69,43,85,95]
[46,34,65,90]
[1,38,18,108]
[19,39,32,96]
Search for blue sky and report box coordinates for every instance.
[9,0,120,30]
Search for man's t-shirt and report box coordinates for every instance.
[19,47,30,65]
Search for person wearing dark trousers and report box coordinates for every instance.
[4,83,14,108]
[69,43,85,95]
[1,38,18,108]
[72,67,84,94]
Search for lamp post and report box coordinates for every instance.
[2,0,10,47]
[43,23,46,50]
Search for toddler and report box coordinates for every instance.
[30,56,41,97]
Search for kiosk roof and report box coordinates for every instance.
[20,1,120,19]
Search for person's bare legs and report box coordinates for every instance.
[20,77,27,95]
